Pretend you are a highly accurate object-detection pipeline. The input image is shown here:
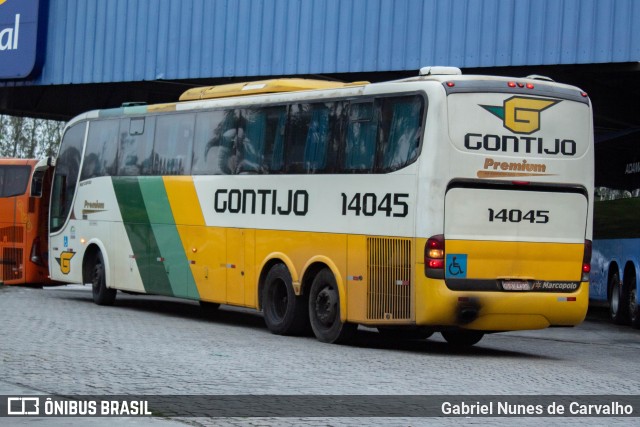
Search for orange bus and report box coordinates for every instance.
[0,158,54,285]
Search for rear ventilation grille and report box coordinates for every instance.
[367,237,412,320]
[0,226,24,244]
[1,247,23,282]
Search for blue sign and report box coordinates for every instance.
[0,0,43,79]
[446,254,467,278]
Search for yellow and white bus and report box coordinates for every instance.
[49,67,594,346]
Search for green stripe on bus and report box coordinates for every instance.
[138,177,200,300]
[112,177,174,297]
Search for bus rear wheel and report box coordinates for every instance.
[91,252,116,306]
[441,330,484,347]
[609,273,629,325]
[262,264,309,335]
[308,268,356,344]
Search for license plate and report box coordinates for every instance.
[502,281,531,291]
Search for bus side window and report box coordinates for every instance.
[193,110,239,175]
[379,96,423,171]
[118,117,155,176]
[269,109,287,172]
[304,106,330,173]
[287,102,340,174]
[153,113,195,175]
[284,104,306,173]
[0,166,30,198]
[81,120,119,181]
[345,102,377,172]
[237,109,266,174]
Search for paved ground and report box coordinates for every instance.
[1,284,639,426]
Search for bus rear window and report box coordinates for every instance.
[0,165,30,197]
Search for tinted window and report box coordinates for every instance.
[153,114,195,175]
[345,102,377,172]
[378,96,423,171]
[286,102,342,173]
[193,110,239,175]
[111,94,424,178]
[81,120,119,181]
[0,165,30,197]
[117,117,155,176]
[51,122,85,232]
[238,106,287,174]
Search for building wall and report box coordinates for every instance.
[11,0,640,86]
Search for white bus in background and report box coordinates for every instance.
[590,130,640,328]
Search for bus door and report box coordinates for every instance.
[226,228,256,306]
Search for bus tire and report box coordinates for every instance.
[91,252,116,306]
[263,264,308,335]
[441,330,484,347]
[308,268,356,344]
[609,273,629,325]
[629,274,640,329]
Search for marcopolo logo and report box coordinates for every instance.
[481,96,560,135]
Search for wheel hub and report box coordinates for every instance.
[315,287,337,326]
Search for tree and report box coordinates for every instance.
[0,115,65,159]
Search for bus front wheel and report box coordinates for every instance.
[308,268,356,344]
[262,264,308,335]
[91,252,116,306]
[609,273,629,325]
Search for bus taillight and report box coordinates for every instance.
[582,239,592,282]
[425,235,445,278]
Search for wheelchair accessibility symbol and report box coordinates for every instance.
[446,254,467,278]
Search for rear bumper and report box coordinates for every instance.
[415,276,589,331]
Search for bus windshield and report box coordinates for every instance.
[0,165,31,198]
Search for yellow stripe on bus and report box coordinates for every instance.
[163,177,227,304]
[162,177,205,226]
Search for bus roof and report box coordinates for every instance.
[0,158,39,166]
[68,68,588,127]
[178,78,370,101]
